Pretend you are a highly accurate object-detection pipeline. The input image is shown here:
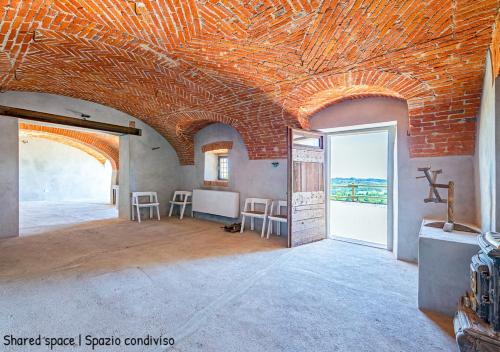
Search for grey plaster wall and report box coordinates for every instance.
[0,116,19,238]
[0,92,181,219]
[179,123,287,230]
[126,125,180,218]
[19,137,112,202]
[496,76,500,231]
[310,97,476,262]
[119,135,132,219]
[474,53,496,233]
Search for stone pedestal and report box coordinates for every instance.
[418,219,480,316]
[454,299,500,352]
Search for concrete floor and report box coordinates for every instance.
[0,218,456,352]
[20,201,118,236]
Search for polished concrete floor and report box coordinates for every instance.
[0,217,456,352]
[20,201,118,236]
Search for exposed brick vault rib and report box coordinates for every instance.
[1,1,499,164]
[491,13,500,78]
[202,141,233,153]
[19,123,119,169]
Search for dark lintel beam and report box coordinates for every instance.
[0,105,142,136]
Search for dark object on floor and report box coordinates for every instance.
[222,223,241,233]
[455,232,500,351]
[454,298,500,352]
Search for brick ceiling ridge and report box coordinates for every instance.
[0,0,499,164]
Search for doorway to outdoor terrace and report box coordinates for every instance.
[327,126,395,249]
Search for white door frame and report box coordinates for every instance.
[325,123,396,251]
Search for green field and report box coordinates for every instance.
[330,178,387,205]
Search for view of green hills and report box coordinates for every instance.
[330,178,388,205]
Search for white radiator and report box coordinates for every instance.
[192,189,240,218]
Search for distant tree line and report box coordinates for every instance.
[330,178,387,205]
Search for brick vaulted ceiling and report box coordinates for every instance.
[0,1,499,165]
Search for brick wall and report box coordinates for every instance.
[491,17,500,79]
[1,1,499,164]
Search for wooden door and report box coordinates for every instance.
[287,128,327,247]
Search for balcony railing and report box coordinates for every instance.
[330,183,388,205]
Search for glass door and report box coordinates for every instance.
[328,127,393,248]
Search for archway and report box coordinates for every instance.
[18,126,120,235]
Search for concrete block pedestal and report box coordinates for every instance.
[418,219,480,316]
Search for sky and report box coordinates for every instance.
[330,131,388,179]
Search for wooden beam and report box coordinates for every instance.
[0,105,142,136]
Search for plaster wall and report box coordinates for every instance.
[19,137,112,202]
[496,76,500,231]
[118,135,132,219]
[474,53,496,233]
[0,92,181,219]
[310,97,476,262]
[179,123,287,231]
[0,116,19,238]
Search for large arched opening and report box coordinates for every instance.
[18,125,120,235]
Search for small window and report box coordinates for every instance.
[293,131,322,148]
[218,156,229,180]
[204,148,229,185]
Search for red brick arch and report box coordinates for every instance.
[170,111,243,165]
[201,141,233,153]
[282,70,433,125]
[19,123,119,170]
[281,70,482,157]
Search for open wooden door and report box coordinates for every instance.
[287,128,327,247]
